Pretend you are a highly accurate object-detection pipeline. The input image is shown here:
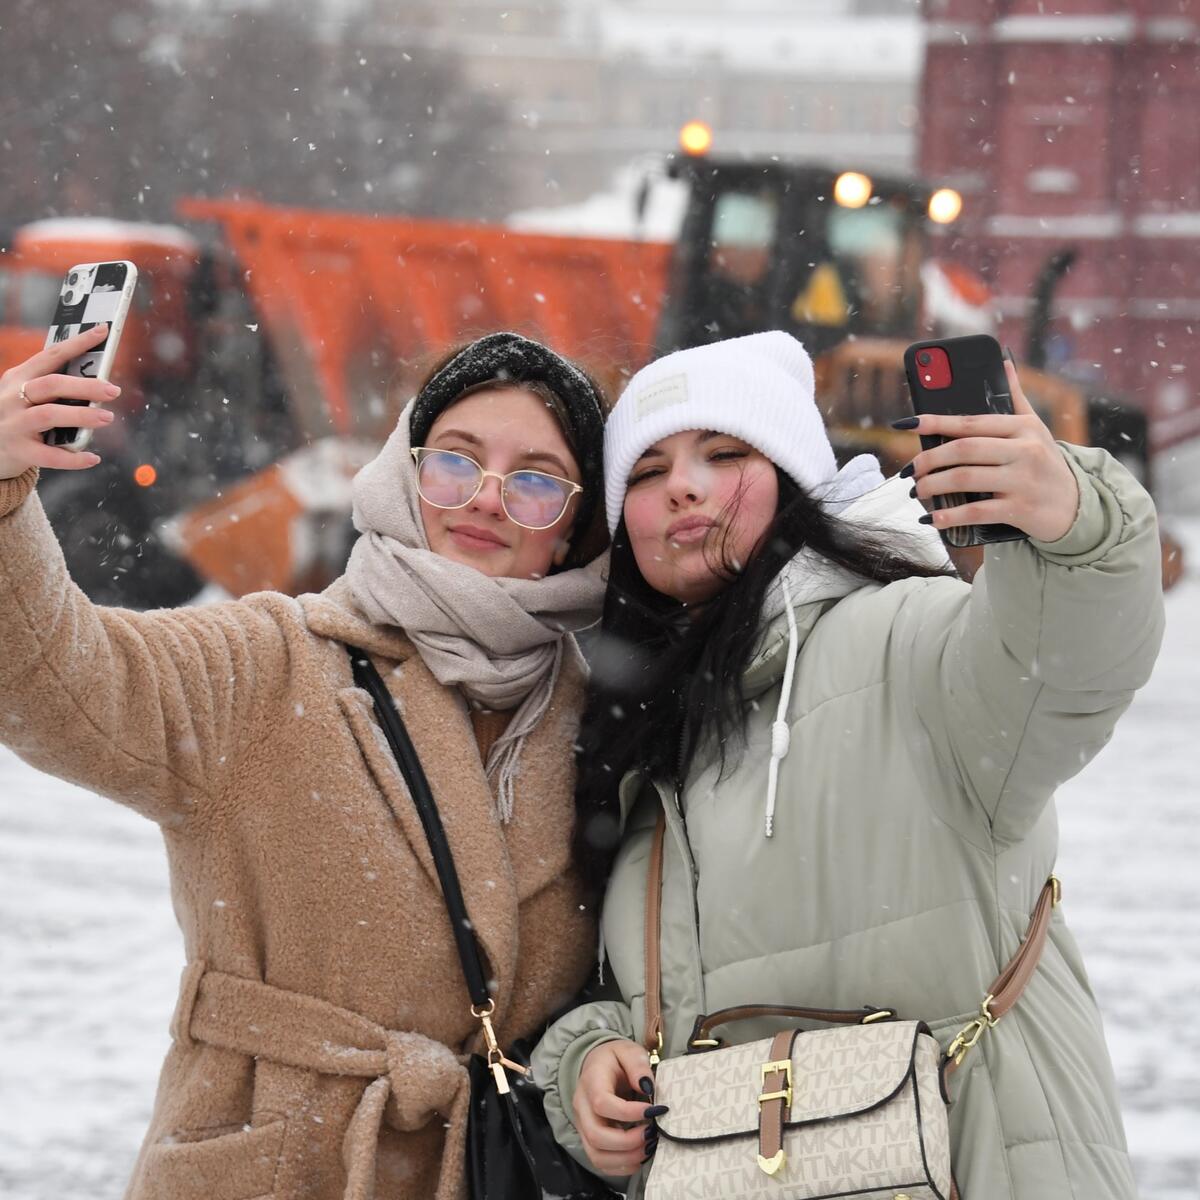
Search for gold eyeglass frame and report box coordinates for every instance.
[410,446,582,530]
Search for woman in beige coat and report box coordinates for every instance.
[535,331,1164,1199]
[0,324,610,1200]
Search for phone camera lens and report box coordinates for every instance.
[67,272,79,286]
[917,351,932,366]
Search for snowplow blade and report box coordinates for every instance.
[159,439,375,597]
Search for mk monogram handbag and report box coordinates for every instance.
[639,813,1060,1200]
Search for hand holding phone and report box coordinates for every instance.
[900,335,1080,547]
[42,260,137,451]
[0,324,119,481]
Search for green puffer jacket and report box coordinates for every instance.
[533,445,1164,1199]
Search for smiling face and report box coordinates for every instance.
[418,386,582,580]
[622,429,779,606]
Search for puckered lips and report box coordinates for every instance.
[665,514,717,546]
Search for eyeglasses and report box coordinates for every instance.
[410,447,583,531]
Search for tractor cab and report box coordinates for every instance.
[655,144,961,357]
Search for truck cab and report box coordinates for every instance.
[655,155,946,358]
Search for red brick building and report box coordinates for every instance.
[918,0,1200,504]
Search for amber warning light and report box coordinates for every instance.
[679,121,713,156]
[833,172,873,209]
[928,188,963,225]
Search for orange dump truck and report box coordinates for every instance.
[2,204,671,605]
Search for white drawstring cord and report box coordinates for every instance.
[765,573,800,838]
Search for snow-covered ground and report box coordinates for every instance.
[1,524,1198,1199]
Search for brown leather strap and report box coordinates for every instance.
[984,878,1058,1021]
[692,1003,893,1044]
[943,876,1061,1079]
[755,1029,794,1175]
[642,812,667,1059]
[642,803,1061,1073]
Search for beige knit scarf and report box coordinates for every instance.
[344,400,606,821]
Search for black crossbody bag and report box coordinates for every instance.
[347,647,619,1200]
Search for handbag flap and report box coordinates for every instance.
[654,1020,924,1142]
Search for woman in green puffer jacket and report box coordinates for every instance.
[532,330,1164,1199]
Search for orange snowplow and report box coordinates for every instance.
[2,203,671,604]
[1,159,1182,605]
[155,199,671,598]
[177,198,670,440]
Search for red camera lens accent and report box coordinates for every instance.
[915,346,953,390]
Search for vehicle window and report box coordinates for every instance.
[827,202,921,330]
[709,188,777,287]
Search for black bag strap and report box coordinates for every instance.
[346,645,492,1009]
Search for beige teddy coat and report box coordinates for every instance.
[0,466,595,1200]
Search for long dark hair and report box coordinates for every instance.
[571,467,953,894]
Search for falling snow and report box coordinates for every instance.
[0,520,1196,1198]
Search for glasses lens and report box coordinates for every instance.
[417,450,481,508]
[504,471,571,529]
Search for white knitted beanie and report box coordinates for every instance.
[604,331,857,535]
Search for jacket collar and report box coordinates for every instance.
[300,575,416,661]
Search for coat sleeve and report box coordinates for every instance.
[531,995,637,1181]
[892,444,1165,847]
[0,468,295,824]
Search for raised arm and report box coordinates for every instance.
[0,328,289,823]
[890,365,1164,844]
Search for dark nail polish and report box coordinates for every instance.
[918,514,934,525]
[643,1124,656,1140]
[899,462,915,480]
[891,416,920,430]
[908,486,917,499]
[638,1076,655,1098]
[643,1104,669,1118]
[643,1140,658,1162]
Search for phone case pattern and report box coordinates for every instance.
[43,262,134,450]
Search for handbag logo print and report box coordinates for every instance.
[647,1027,949,1199]
[648,1062,948,1198]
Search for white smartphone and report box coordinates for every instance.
[42,260,138,451]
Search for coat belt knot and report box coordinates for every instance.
[174,963,472,1200]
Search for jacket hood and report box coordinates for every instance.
[742,475,950,698]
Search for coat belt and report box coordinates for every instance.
[171,962,471,1200]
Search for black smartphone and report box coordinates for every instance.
[42,260,138,451]
[903,333,1026,549]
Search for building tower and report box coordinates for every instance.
[919,0,1200,504]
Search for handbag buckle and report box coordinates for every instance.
[860,1007,896,1024]
[649,1029,664,1068]
[474,1001,529,1095]
[758,1059,793,1108]
[947,995,999,1067]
